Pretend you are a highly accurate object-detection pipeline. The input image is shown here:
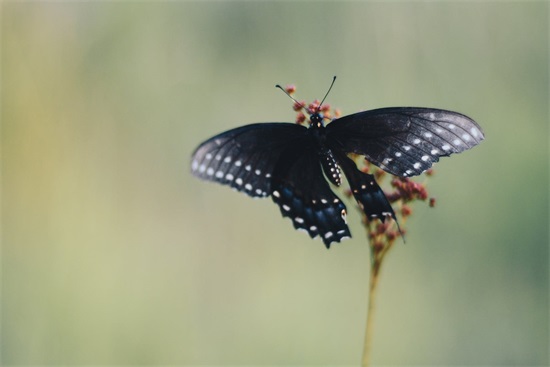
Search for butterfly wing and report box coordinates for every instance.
[326,107,485,177]
[331,149,398,227]
[191,123,306,197]
[271,143,351,248]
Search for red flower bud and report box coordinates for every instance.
[285,84,296,95]
[293,101,306,111]
[386,230,398,241]
[295,112,306,124]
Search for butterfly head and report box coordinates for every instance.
[309,111,327,128]
[276,76,337,128]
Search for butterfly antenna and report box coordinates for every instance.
[275,84,301,105]
[318,75,337,111]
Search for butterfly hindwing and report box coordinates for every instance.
[331,149,398,226]
[327,107,485,177]
[271,144,351,248]
[191,123,307,197]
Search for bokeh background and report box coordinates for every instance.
[2,2,548,365]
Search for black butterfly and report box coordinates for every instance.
[191,79,484,248]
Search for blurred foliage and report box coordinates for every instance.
[2,2,548,365]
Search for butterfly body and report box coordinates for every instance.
[191,105,484,248]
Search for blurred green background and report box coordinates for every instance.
[2,2,548,365]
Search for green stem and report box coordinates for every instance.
[362,259,381,367]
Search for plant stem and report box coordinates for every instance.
[361,255,382,367]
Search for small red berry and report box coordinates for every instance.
[295,112,306,124]
[320,104,331,112]
[293,101,306,111]
[401,205,412,217]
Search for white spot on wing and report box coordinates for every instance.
[273,190,280,198]
[395,152,402,157]
[235,178,243,185]
[205,153,212,160]
[413,162,421,169]
[282,204,291,212]
[413,138,421,144]
[215,171,224,178]
[226,174,234,181]
[324,232,333,239]
[424,132,433,138]
[245,183,252,190]
[295,217,304,224]
[442,144,451,151]
[206,168,214,176]
[192,161,199,171]
[224,156,231,163]
[421,155,430,161]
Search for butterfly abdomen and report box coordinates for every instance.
[319,149,342,187]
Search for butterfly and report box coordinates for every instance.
[191,77,484,248]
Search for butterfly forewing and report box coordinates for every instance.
[191,123,306,197]
[327,107,485,177]
[271,144,351,248]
